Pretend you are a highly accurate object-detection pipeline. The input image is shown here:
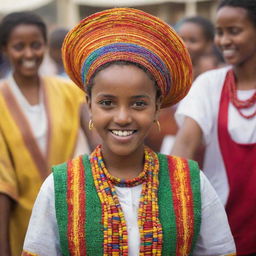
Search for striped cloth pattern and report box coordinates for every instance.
[62,8,192,108]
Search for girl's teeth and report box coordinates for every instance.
[23,60,36,68]
[222,49,235,58]
[112,130,133,137]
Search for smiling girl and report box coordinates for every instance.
[172,0,256,255]
[22,8,235,256]
[0,12,89,256]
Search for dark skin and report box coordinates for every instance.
[87,64,161,180]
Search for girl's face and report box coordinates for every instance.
[178,22,210,62]
[215,6,256,67]
[88,64,161,158]
[4,24,46,78]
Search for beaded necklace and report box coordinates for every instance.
[228,70,256,119]
[90,145,163,255]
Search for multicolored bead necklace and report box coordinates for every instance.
[90,145,163,255]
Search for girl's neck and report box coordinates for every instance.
[13,72,41,105]
[101,145,145,180]
[233,60,256,90]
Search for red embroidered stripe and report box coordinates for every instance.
[168,156,194,256]
[67,156,86,255]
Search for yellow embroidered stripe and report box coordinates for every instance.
[67,156,86,255]
[168,156,194,256]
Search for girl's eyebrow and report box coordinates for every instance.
[96,94,150,99]
[96,94,115,98]
[132,95,150,99]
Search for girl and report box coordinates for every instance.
[22,8,236,256]
[173,0,256,255]
[0,12,90,256]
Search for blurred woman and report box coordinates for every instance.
[176,16,216,79]
[172,0,256,254]
[0,12,89,256]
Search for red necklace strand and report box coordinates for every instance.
[228,70,256,119]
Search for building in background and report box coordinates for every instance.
[0,0,218,29]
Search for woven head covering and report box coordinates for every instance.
[62,8,192,108]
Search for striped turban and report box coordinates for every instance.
[62,8,192,108]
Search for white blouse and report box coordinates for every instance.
[23,171,236,256]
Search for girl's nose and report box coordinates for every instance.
[114,107,132,125]
[219,34,232,47]
[24,47,34,58]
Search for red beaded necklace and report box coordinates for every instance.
[90,145,163,255]
[228,70,256,119]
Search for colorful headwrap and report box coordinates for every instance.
[62,8,192,108]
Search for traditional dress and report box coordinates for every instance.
[176,67,256,255]
[22,146,235,256]
[0,75,88,256]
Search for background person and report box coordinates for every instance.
[175,16,216,80]
[0,12,89,256]
[48,27,69,78]
[172,0,256,254]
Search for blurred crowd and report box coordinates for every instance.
[0,0,255,255]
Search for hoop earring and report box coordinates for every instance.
[156,120,161,132]
[88,119,94,130]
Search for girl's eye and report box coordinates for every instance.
[13,43,24,51]
[99,99,113,106]
[31,42,43,50]
[229,27,241,35]
[133,101,147,108]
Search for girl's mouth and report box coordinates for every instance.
[110,130,136,137]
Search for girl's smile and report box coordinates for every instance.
[4,24,46,79]
[215,6,256,67]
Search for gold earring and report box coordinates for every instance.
[88,119,94,130]
[156,120,161,132]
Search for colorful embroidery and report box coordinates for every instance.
[157,154,201,255]
[53,150,201,255]
[67,157,86,255]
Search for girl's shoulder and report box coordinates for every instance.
[157,152,200,175]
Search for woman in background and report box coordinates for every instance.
[0,12,89,256]
[176,16,221,79]
[172,0,256,254]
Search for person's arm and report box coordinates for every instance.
[0,194,12,256]
[171,117,203,160]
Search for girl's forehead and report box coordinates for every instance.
[9,24,44,40]
[92,65,156,96]
[216,6,251,24]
